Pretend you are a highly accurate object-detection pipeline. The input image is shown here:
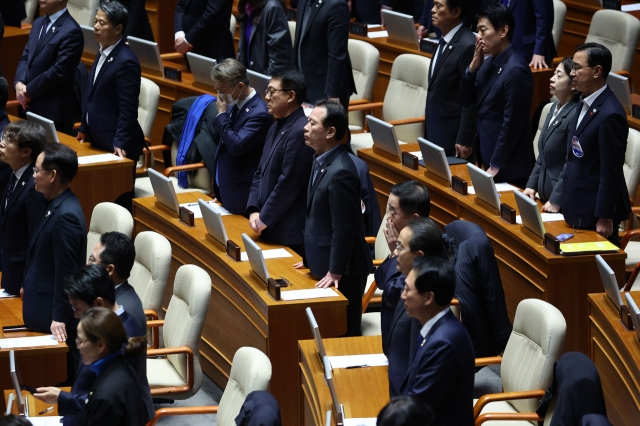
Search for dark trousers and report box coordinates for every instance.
[338,273,367,337]
[64,316,80,385]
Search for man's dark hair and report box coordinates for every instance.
[444,0,472,21]
[0,415,33,426]
[0,77,8,109]
[272,68,306,106]
[65,264,116,306]
[412,256,456,306]
[315,99,348,141]
[406,217,442,256]
[575,42,612,79]
[390,181,431,217]
[377,396,435,426]
[41,143,78,184]
[477,3,515,42]
[99,231,136,279]
[98,1,129,33]
[2,121,46,162]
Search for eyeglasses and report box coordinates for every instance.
[396,242,409,253]
[33,166,52,175]
[571,64,592,72]
[264,88,290,98]
[76,337,90,347]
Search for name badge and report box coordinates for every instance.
[571,136,584,158]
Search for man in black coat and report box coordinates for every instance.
[174,0,235,61]
[119,0,154,41]
[0,0,26,27]
[295,100,372,336]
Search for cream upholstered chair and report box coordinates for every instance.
[350,54,430,153]
[230,14,236,38]
[22,0,39,25]
[147,347,272,426]
[473,299,566,426]
[288,21,296,47]
[86,202,133,262]
[348,40,380,133]
[533,103,553,159]
[617,129,640,278]
[136,78,160,171]
[67,0,100,27]
[586,10,640,74]
[146,265,211,400]
[551,0,566,53]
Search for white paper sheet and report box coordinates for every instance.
[240,248,292,262]
[344,419,377,426]
[27,417,64,426]
[468,183,517,194]
[280,288,339,301]
[0,335,58,349]
[367,24,382,29]
[0,289,18,298]
[368,31,388,39]
[179,200,231,219]
[77,153,124,165]
[622,4,640,12]
[516,213,564,224]
[328,353,388,369]
[408,151,423,160]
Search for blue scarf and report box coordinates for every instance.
[176,94,216,188]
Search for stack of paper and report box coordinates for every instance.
[240,248,292,262]
[29,418,64,426]
[0,289,18,298]
[179,200,231,219]
[77,153,124,165]
[328,353,388,369]
[516,213,564,224]
[280,288,339,301]
[0,335,58,349]
[468,183,517,194]
[344,419,377,426]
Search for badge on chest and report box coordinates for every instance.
[572,136,584,158]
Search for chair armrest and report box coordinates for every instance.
[473,389,545,419]
[73,122,81,130]
[362,280,378,313]
[626,261,640,291]
[620,229,640,249]
[615,70,633,88]
[451,298,460,306]
[476,412,544,426]
[372,259,384,267]
[160,52,184,61]
[347,102,384,112]
[349,99,371,106]
[145,144,172,153]
[147,346,195,396]
[147,406,220,426]
[475,355,502,368]
[365,236,376,245]
[6,100,20,109]
[387,116,425,126]
[163,163,206,177]
[146,319,164,349]
[146,320,164,328]
[144,310,158,320]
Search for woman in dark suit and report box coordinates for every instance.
[524,57,581,212]
[77,308,147,426]
[237,0,292,76]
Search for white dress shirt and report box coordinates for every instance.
[431,23,463,77]
[576,84,608,128]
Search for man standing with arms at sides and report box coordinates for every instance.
[295,101,372,336]
[14,0,83,135]
[0,122,46,296]
[247,69,314,255]
[174,0,235,61]
[424,0,477,159]
[562,43,630,246]
[459,3,533,188]
[504,0,555,69]
[23,143,86,382]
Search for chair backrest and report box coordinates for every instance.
[170,142,213,191]
[217,347,272,426]
[129,231,171,315]
[230,14,236,38]
[348,40,380,131]
[288,21,296,47]
[23,0,39,25]
[383,54,429,143]
[552,0,567,52]
[162,265,212,399]
[501,299,566,414]
[67,0,100,27]
[138,77,160,139]
[586,10,640,73]
[533,103,553,159]
[624,128,640,205]
[86,202,134,262]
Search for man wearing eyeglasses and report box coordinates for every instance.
[246,69,314,255]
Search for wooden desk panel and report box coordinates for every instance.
[588,292,640,426]
[132,192,347,426]
[4,388,69,417]
[359,144,626,354]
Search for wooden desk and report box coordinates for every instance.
[359,144,626,354]
[4,388,69,417]
[299,335,388,426]
[588,292,640,426]
[0,27,32,102]
[132,192,348,426]
[0,298,68,413]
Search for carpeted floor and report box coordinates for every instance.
[153,374,224,425]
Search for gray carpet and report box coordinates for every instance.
[153,374,224,425]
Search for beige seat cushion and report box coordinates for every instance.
[364,274,383,298]
[473,399,536,426]
[147,358,188,388]
[625,240,640,269]
[361,312,381,336]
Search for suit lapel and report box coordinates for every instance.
[32,11,69,58]
[89,41,124,98]
[4,171,31,216]
[429,28,464,85]
[29,190,71,250]
[306,146,342,209]
[263,109,303,174]
[301,0,324,42]
[477,48,514,106]
[575,90,610,136]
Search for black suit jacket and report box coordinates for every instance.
[459,45,534,183]
[508,0,556,65]
[0,0,26,27]
[352,0,381,24]
[238,0,292,76]
[526,98,579,205]
[247,107,313,246]
[119,0,155,41]
[14,10,83,122]
[212,93,272,215]
[562,87,631,228]
[0,165,46,295]
[425,26,477,156]
[115,281,147,341]
[376,256,404,356]
[292,0,355,109]
[174,0,235,61]
[303,146,372,278]
[22,188,86,331]
[80,40,144,162]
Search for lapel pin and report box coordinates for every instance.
[108,57,113,63]
[51,27,56,33]
[319,0,322,3]
[22,181,25,186]
[448,45,453,49]
[554,121,558,126]
[46,210,51,218]
[281,131,285,135]
[498,67,502,75]
[246,108,249,112]
[320,169,325,173]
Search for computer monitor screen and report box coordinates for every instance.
[148,168,180,214]
[26,112,59,143]
[418,138,452,184]
[514,190,546,240]
[305,307,327,362]
[127,36,164,74]
[595,254,623,312]
[367,115,402,161]
[199,199,228,246]
[467,163,501,212]
[242,233,269,285]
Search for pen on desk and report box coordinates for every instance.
[345,364,369,369]
[39,406,54,415]
[185,203,199,207]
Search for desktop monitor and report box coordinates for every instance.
[81,25,100,56]
[595,254,623,312]
[9,351,26,416]
[199,199,228,246]
[186,52,216,88]
[467,163,501,212]
[323,356,344,426]
[26,112,59,143]
[381,9,419,48]
[247,70,271,99]
[127,36,164,75]
[241,233,270,286]
[418,138,453,184]
[624,292,640,342]
[305,307,327,362]
[148,168,180,214]
[514,190,546,240]
[366,115,402,161]
[607,72,632,114]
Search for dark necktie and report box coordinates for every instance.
[4,173,17,212]
[416,331,425,354]
[312,160,321,185]
[37,16,51,47]
[431,38,447,76]
[230,105,239,118]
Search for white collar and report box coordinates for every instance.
[99,38,122,58]
[236,88,257,111]
[14,162,31,181]
[47,8,67,25]
[581,84,608,109]
[419,308,449,339]
[442,22,463,45]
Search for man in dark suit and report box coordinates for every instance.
[352,0,381,24]
[423,0,477,159]
[0,77,9,133]
[400,256,475,425]
[88,231,147,331]
[459,3,533,187]
[119,0,154,41]
[174,0,234,61]
[23,143,86,381]
[14,0,83,135]
[294,100,372,336]
[505,0,555,69]
[562,43,630,246]
[292,0,355,111]
[0,0,26,27]
[211,59,272,215]
[0,122,47,296]
[247,69,314,254]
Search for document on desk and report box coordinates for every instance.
[368,31,388,39]
[280,288,339,301]
[622,4,640,12]
[0,289,18,298]
[328,353,388,369]
[180,200,231,219]
[344,418,377,426]
[468,183,517,194]
[516,213,564,224]
[240,248,292,262]
[28,418,64,426]
[0,335,58,349]
[77,153,125,165]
